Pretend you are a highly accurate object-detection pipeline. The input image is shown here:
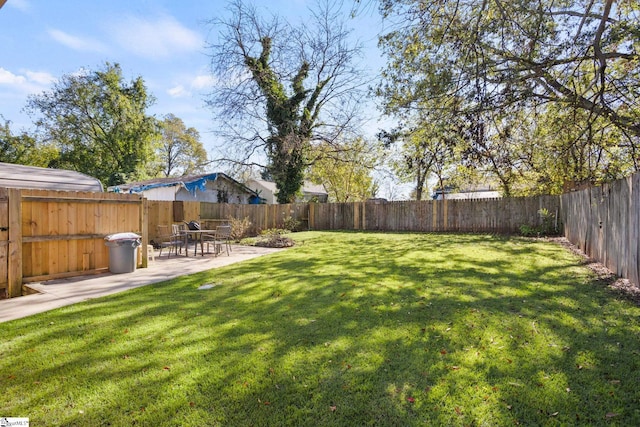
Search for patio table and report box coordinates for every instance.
[182,229,218,256]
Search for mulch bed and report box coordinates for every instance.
[546,236,640,305]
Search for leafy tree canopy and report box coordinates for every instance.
[0,117,59,167]
[154,114,209,177]
[26,62,159,187]
[308,137,380,202]
[377,0,640,194]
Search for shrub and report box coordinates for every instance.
[227,216,253,242]
[519,208,560,237]
[519,224,538,237]
[280,215,301,232]
[538,207,558,235]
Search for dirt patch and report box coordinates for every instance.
[543,236,640,305]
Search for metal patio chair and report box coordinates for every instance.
[157,224,185,257]
[204,225,232,256]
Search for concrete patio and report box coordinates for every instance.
[0,245,283,323]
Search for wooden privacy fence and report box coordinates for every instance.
[200,202,310,231]
[0,188,147,298]
[562,173,640,288]
[145,195,560,242]
[309,196,560,233]
[147,201,311,242]
[5,183,637,298]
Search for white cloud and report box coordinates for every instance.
[6,0,30,12]
[0,68,26,85]
[167,85,187,98]
[165,74,216,99]
[0,67,55,95]
[25,70,56,85]
[48,29,108,53]
[191,74,216,90]
[110,14,202,60]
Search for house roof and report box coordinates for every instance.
[108,173,259,197]
[440,191,502,200]
[303,181,328,195]
[248,179,328,195]
[0,162,103,192]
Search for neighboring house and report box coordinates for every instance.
[108,173,262,203]
[432,186,501,200]
[0,162,103,192]
[246,179,329,204]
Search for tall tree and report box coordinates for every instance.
[0,117,58,167]
[382,116,457,201]
[206,0,365,203]
[521,105,632,194]
[377,0,640,191]
[26,62,158,186]
[156,114,208,177]
[308,137,379,202]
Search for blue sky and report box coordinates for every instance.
[0,0,385,157]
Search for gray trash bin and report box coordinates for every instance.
[104,232,142,274]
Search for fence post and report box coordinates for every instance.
[309,203,314,230]
[7,188,22,297]
[140,197,148,268]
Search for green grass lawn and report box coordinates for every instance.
[1,232,640,426]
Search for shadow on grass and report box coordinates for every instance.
[1,232,640,426]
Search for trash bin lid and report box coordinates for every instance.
[105,232,141,241]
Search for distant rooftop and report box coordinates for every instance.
[0,162,103,192]
[108,173,260,198]
[248,179,327,195]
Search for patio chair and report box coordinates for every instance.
[204,225,232,256]
[157,224,185,257]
